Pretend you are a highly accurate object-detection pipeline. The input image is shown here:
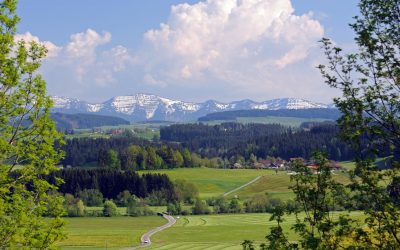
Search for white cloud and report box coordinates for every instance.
[16,29,139,102]
[140,0,326,100]
[64,29,112,80]
[21,1,339,103]
[34,29,136,87]
[14,32,62,57]
[66,29,111,60]
[102,45,137,72]
[143,73,167,87]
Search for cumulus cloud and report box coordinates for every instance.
[20,0,338,103]
[14,32,62,57]
[63,29,111,80]
[140,0,326,100]
[35,29,136,86]
[17,29,138,101]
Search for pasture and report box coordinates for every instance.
[140,168,351,200]
[59,216,164,250]
[139,168,273,198]
[149,212,365,250]
[230,171,351,200]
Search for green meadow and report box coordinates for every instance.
[61,168,354,249]
[139,168,273,198]
[59,212,365,250]
[59,216,164,250]
[139,168,351,200]
[149,212,365,250]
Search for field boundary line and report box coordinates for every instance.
[222,175,262,197]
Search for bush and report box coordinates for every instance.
[64,194,86,217]
[126,196,154,216]
[192,198,210,215]
[78,189,104,206]
[167,202,182,215]
[103,200,118,217]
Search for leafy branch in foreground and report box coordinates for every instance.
[318,0,400,248]
[243,0,400,249]
[260,153,357,250]
[0,0,65,248]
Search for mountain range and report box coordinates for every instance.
[52,93,335,122]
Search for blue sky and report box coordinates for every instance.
[17,0,359,103]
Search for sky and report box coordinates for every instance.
[17,0,359,103]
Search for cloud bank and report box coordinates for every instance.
[141,0,324,96]
[17,0,337,102]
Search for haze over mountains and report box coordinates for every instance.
[52,93,335,122]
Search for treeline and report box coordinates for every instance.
[49,169,201,217]
[49,169,175,200]
[160,122,354,161]
[198,108,341,121]
[51,112,130,130]
[61,137,212,169]
[61,136,146,167]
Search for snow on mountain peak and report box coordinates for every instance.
[51,94,333,121]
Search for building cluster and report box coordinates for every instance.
[232,157,344,173]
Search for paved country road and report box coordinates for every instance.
[123,213,176,250]
[223,176,262,197]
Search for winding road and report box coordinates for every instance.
[123,213,176,250]
[123,176,262,249]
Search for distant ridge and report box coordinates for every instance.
[51,113,130,130]
[52,93,335,122]
[198,109,341,122]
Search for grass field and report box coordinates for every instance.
[139,168,274,198]
[227,171,351,200]
[59,216,164,250]
[149,212,365,250]
[139,168,351,201]
[59,212,365,250]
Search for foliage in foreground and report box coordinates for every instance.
[245,0,400,248]
[0,0,65,248]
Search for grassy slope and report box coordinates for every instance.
[227,171,351,200]
[59,216,164,250]
[139,168,274,198]
[150,212,365,250]
[140,168,351,200]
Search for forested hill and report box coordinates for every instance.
[51,112,130,130]
[198,108,341,121]
[160,122,354,161]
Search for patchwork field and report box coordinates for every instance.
[140,168,351,200]
[139,168,273,198]
[149,212,365,250]
[60,168,357,250]
[60,211,365,250]
[59,216,164,250]
[226,170,351,200]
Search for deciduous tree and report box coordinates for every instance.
[0,0,65,248]
[319,0,400,247]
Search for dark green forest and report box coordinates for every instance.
[160,122,355,161]
[198,108,341,121]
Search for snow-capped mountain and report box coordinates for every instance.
[52,93,332,122]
